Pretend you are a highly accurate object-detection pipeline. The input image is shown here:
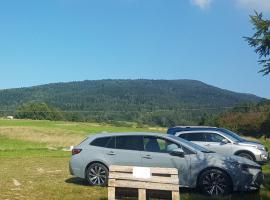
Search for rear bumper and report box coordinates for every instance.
[69,161,74,175]
[69,157,85,178]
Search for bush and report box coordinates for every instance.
[15,102,64,121]
[261,114,270,138]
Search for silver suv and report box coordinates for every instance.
[69,132,263,196]
[168,126,269,163]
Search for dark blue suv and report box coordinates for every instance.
[167,126,223,135]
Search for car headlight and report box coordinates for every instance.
[241,164,262,172]
[256,146,266,151]
[228,161,262,172]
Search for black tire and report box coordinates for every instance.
[236,152,255,161]
[198,169,232,196]
[86,163,108,187]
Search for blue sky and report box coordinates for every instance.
[0,0,269,98]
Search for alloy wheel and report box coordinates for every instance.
[200,169,231,196]
[87,163,108,186]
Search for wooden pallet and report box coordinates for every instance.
[108,165,180,200]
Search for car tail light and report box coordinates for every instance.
[72,148,82,155]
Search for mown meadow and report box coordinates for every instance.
[0,119,269,200]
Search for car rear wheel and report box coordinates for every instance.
[86,163,108,187]
[236,152,255,161]
[198,169,232,196]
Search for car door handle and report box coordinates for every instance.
[142,155,152,159]
[107,151,115,155]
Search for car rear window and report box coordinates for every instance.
[90,137,111,147]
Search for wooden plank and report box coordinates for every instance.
[108,179,179,191]
[108,186,115,200]
[109,165,132,172]
[138,189,146,200]
[149,167,178,175]
[109,165,178,175]
[109,172,179,184]
[171,175,178,179]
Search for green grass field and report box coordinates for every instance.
[0,119,269,200]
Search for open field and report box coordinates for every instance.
[0,119,269,200]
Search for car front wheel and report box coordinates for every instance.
[198,169,232,196]
[86,163,108,187]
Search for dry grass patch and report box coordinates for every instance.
[0,127,85,148]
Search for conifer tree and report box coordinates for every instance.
[245,12,270,75]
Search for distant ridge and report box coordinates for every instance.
[0,79,264,125]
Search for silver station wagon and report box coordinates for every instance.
[69,132,263,196]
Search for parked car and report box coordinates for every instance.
[167,126,269,164]
[69,132,263,196]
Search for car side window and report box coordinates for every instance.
[106,137,115,148]
[179,133,205,142]
[90,137,111,147]
[204,133,225,143]
[115,136,144,151]
[178,133,187,140]
[144,136,180,153]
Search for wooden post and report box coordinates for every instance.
[138,188,146,200]
[172,191,179,200]
[108,186,115,200]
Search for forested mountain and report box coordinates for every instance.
[0,79,264,126]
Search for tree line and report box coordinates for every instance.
[13,100,270,137]
[200,100,270,138]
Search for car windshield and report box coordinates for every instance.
[167,135,214,153]
[220,128,246,142]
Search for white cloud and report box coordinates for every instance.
[236,0,270,12]
[190,0,213,10]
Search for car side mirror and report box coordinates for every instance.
[221,138,230,144]
[170,148,185,157]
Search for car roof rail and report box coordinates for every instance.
[172,126,217,129]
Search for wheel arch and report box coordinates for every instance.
[84,161,109,178]
[196,166,233,190]
[234,150,256,161]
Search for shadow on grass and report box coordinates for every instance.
[65,177,89,186]
[180,187,267,200]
